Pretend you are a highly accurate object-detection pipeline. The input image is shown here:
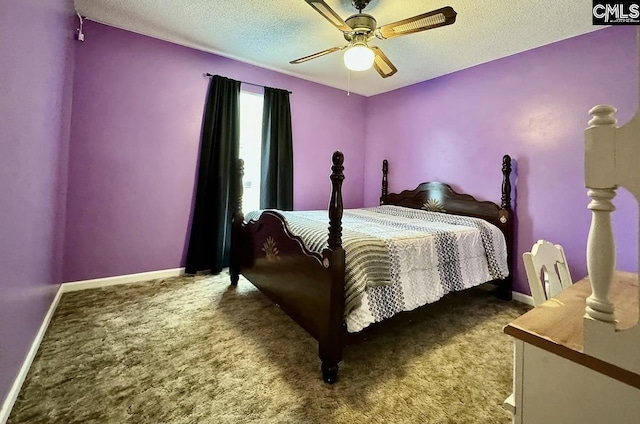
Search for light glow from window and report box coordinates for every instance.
[239,90,263,213]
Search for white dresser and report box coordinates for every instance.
[503,271,640,424]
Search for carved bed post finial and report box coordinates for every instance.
[236,158,245,215]
[381,159,388,205]
[501,155,512,210]
[584,104,618,323]
[328,151,344,250]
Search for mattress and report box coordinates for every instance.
[245,205,508,332]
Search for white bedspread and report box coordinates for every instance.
[245,205,508,333]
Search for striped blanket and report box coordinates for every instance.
[245,206,508,320]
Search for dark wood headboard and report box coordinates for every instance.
[379,155,512,230]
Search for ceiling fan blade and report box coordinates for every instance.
[371,46,397,78]
[376,6,457,40]
[290,46,345,64]
[303,0,352,32]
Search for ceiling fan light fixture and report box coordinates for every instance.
[293,2,457,79]
[343,44,374,71]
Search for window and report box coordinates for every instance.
[239,90,264,212]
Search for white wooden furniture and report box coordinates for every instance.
[504,272,640,423]
[503,29,640,422]
[523,240,573,306]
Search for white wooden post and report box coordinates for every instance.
[584,105,618,323]
[582,100,640,374]
[585,188,616,322]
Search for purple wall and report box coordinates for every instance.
[0,0,75,407]
[0,5,635,414]
[63,22,367,282]
[364,27,638,294]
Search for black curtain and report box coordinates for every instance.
[185,75,241,274]
[260,87,293,210]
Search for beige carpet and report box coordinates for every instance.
[8,273,529,424]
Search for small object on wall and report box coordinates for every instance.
[76,12,85,42]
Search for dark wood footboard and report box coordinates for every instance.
[230,152,346,384]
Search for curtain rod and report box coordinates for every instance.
[205,73,292,94]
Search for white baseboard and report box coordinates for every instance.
[62,267,185,292]
[0,285,63,424]
[0,267,185,423]
[512,291,535,306]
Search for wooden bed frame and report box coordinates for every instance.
[229,151,514,383]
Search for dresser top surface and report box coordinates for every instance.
[505,271,638,352]
[504,271,640,388]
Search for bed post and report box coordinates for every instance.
[320,151,346,384]
[497,154,513,300]
[328,152,344,249]
[380,159,388,205]
[229,158,245,286]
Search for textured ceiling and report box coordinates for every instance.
[74,0,603,97]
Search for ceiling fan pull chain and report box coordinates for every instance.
[347,69,351,96]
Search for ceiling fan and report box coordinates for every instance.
[290,0,457,78]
